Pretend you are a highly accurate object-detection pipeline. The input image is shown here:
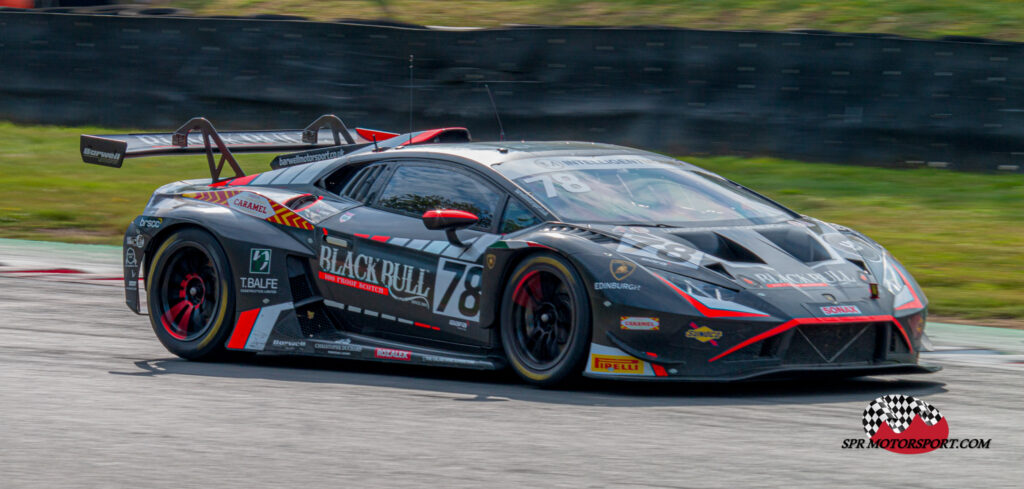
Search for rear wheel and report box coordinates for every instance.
[500,253,591,386]
[147,228,235,360]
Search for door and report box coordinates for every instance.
[317,160,506,348]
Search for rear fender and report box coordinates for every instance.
[134,200,316,324]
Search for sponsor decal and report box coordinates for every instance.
[485,253,496,270]
[227,192,275,219]
[448,319,469,331]
[686,322,722,345]
[126,234,145,248]
[609,259,636,281]
[820,304,862,316]
[312,339,361,355]
[422,355,481,366]
[125,248,137,267]
[239,276,278,294]
[319,271,387,295]
[137,217,162,229]
[82,147,122,164]
[249,248,271,274]
[275,148,345,167]
[184,191,314,230]
[338,211,355,223]
[620,316,659,331]
[590,354,645,374]
[594,282,641,291]
[842,395,990,454]
[319,245,431,306]
[374,348,412,361]
[271,339,306,350]
[754,270,857,288]
[126,267,138,290]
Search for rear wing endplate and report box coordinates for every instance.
[81,114,360,182]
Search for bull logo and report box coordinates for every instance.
[609,259,636,281]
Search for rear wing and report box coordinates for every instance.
[80,115,365,182]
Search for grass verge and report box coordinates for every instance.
[1,121,1021,320]
[154,0,1024,42]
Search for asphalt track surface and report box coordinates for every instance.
[1,239,1022,488]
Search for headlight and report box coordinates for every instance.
[881,252,904,296]
[664,272,739,302]
[881,252,924,310]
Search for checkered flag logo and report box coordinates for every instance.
[862,394,943,437]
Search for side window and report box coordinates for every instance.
[501,199,541,234]
[334,163,388,202]
[376,165,502,230]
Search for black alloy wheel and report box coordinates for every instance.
[147,228,235,360]
[501,253,590,386]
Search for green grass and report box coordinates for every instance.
[1,122,1022,320]
[152,0,1024,42]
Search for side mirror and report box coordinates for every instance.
[422,209,479,247]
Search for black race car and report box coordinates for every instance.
[81,115,938,385]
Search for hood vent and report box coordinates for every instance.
[704,262,734,279]
[846,258,869,272]
[757,228,831,264]
[545,225,615,244]
[672,231,764,264]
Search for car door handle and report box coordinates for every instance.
[326,236,350,248]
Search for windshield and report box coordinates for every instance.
[499,156,794,227]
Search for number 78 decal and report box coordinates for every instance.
[433,258,483,321]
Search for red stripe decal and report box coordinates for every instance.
[765,282,829,288]
[651,272,770,318]
[651,364,668,377]
[414,322,440,331]
[9,268,84,274]
[708,315,910,363]
[229,174,259,186]
[354,233,370,239]
[227,308,260,349]
[370,235,390,242]
[893,267,924,311]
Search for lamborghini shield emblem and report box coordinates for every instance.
[610,259,636,281]
[486,254,496,270]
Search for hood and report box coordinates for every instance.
[577,218,901,315]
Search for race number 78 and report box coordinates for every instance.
[433,258,483,321]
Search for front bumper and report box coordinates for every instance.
[586,313,932,381]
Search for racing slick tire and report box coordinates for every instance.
[146,228,236,360]
[500,252,591,386]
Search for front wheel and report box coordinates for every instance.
[500,253,591,386]
[147,228,235,360]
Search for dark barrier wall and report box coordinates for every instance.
[1,11,1022,172]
